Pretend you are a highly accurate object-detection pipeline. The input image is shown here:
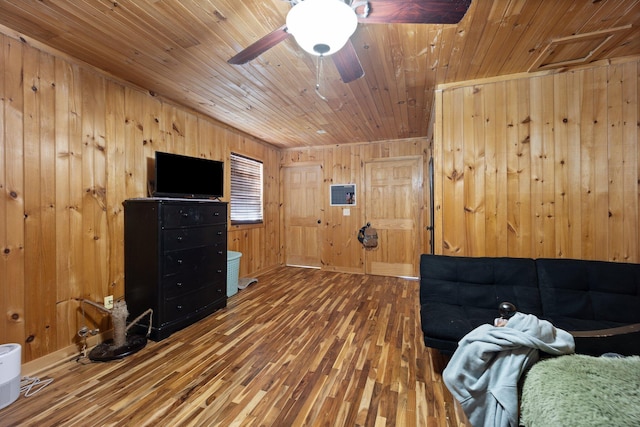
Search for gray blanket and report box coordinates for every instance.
[443,313,575,427]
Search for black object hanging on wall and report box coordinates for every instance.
[358,223,378,249]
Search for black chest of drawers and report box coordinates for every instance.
[124,198,227,341]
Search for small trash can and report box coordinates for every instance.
[227,251,242,297]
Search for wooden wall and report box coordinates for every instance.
[0,33,280,363]
[433,59,640,261]
[5,23,638,367]
[280,138,432,274]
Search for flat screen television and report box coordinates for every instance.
[153,151,224,199]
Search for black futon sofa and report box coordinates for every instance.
[419,254,640,356]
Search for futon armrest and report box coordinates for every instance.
[569,323,640,338]
[568,323,640,356]
[496,302,640,355]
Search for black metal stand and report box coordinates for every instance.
[88,334,147,362]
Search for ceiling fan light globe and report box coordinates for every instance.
[286,0,358,56]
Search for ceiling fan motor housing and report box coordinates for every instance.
[286,0,358,56]
[229,0,472,84]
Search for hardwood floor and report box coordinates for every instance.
[1,267,466,426]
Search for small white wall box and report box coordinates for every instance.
[0,343,21,410]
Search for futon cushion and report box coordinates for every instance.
[420,301,500,353]
[419,255,542,351]
[420,254,541,312]
[536,258,640,328]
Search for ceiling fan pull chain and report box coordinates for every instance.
[315,56,328,101]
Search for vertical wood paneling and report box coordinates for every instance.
[1,35,27,345]
[608,64,624,262]
[516,78,533,257]
[88,69,109,313]
[443,88,466,255]
[124,87,146,197]
[565,71,583,258]
[433,90,444,255]
[494,82,509,256]
[81,68,97,310]
[65,62,85,340]
[592,66,610,261]
[469,85,486,256]
[621,61,638,261]
[553,72,569,258]
[0,36,281,363]
[22,46,55,360]
[105,80,126,305]
[53,57,73,347]
[0,35,7,339]
[540,76,556,257]
[484,83,498,256]
[435,59,640,262]
[528,76,544,257]
[505,79,520,256]
[579,68,596,259]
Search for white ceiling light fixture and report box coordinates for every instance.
[230,0,472,86]
[286,0,358,57]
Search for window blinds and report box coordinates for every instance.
[230,153,263,224]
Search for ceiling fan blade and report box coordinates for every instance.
[228,25,290,65]
[359,0,472,24]
[332,40,365,83]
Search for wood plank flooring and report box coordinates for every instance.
[1,267,466,426]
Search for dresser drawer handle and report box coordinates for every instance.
[217,250,223,255]
[214,212,220,216]
[217,269,223,273]
[217,231,223,235]
[181,212,189,218]
[176,282,183,288]
[177,259,183,265]
[176,305,183,310]
[177,236,183,242]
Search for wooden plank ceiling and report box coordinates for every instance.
[0,0,638,149]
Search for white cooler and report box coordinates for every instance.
[0,343,21,410]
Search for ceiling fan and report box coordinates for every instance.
[228,0,472,83]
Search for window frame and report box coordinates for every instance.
[229,152,264,226]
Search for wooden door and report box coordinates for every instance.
[283,165,323,268]
[364,157,422,277]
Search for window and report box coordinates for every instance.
[230,153,263,224]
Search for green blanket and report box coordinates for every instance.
[520,354,640,427]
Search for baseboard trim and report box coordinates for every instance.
[21,330,113,377]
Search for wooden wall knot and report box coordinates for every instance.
[448,169,464,181]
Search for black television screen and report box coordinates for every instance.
[153,151,224,199]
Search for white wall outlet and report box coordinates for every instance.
[104,295,114,310]
[343,208,350,216]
